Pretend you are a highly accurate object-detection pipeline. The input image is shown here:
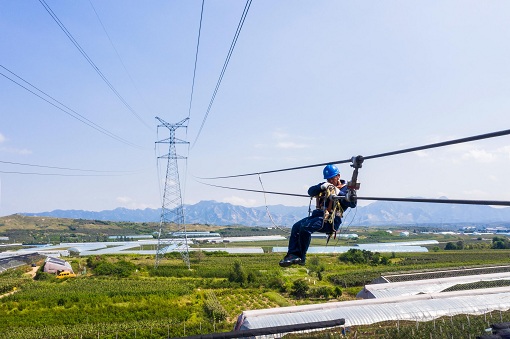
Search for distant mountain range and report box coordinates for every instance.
[21,199,510,227]
[22,199,510,228]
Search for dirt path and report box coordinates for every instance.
[0,265,39,299]
[27,265,38,278]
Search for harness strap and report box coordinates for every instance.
[314,184,346,245]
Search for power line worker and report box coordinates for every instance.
[279,164,357,267]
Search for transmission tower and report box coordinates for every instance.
[155,116,190,269]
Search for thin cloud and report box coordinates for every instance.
[222,196,258,207]
[271,128,310,149]
[0,133,32,155]
[414,150,429,157]
[272,130,289,139]
[461,189,489,198]
[461,149,496,163]
[116,196,156,210]
[496,145,510,159]
[277,141,308,149]
[0,146,32,155]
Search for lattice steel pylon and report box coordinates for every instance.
[155,117,190,269]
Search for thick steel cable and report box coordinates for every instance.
[199,128,510,179]
[197,181,510,207]
[359,196,510,206]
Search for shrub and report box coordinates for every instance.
[445,242,457,250]
[333,286,342,298]
[34,271,54,281]
[94,260,136,277]
[492,236,510,249]
[228,260,247,286]
[338,249,389,266]
[290,279,309,299]
[309,286,332,299]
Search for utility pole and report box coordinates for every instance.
[155,117,190,269]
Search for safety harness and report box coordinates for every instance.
[315,183,345,244]
[311,155,365,245]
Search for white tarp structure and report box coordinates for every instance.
[236,286,510,331]
[357,271,510,299]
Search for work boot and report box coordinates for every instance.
[279,254,302,267]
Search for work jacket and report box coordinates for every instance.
[307,180,357,231]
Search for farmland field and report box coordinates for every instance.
[2,247,510,338]
[2,217,510,338]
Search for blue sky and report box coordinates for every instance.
[1,1,510,217]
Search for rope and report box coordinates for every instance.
[257,174,290,233]
[199,128,510,179]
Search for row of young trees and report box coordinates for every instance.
[444,236,510,250]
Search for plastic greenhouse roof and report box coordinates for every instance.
[357,271,510,299]
[236,286,510,331]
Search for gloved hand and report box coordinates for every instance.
[346,190,357,204]
[321,182,334,191]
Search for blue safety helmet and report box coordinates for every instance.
[323,164,340,179]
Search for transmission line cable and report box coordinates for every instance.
[196,181,510,207]
[0,160,134,173]
[192,0,252,148]
[38,0,152,130]
[187,0,205,121]
[0,170,125,177]
[87,0,152,113]
[199,128,510,179]
[181,0,205,211]
[0,65,142,148]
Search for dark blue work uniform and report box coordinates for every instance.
[286,181,356,264]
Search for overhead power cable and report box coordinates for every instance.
[192,0,252,147]
[181,0,205,210]
[187,0,205,121]
[200,128,510,179]
[0,170,125,177]
[0,65,142,149]
[0,160,133,173]
[38,0,152,130]
[197,181,510,207]
[359,196,510,206]
[88,0,151,113]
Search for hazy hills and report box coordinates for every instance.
[21,199,510,227]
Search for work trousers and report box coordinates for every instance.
[287,215,327,263]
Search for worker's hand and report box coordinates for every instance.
[346,190,357,204]
[321,182,334,191]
